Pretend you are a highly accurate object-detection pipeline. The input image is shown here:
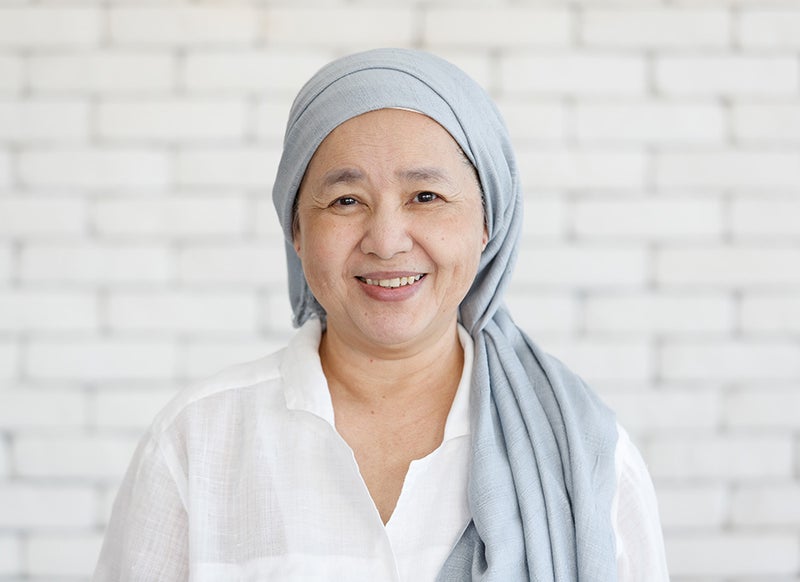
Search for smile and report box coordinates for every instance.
[358,274,425,288]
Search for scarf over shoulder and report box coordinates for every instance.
[272,48,619,581]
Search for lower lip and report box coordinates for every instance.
[357,276,425,302]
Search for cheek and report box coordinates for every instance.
[295,219,355,275]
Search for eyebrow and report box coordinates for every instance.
[321,167,365,189]
[397,166,453,185]
[320,166,454,189]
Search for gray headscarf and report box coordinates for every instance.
[272,48,619,581]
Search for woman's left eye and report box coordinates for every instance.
[414,191,439,203]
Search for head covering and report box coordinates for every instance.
[272,48,618,581]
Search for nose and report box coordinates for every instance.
[359,207,413,259]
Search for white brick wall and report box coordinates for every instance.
[29,52,176,94]
[0,8,102,49]
[2,2,799,581]
[581,9,730,48]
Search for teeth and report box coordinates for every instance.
[363,274,423,288]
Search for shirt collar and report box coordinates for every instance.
[280,318,473,441]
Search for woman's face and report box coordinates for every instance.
[293,108,487,353]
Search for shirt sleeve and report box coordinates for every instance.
[93,433,190,582]
[613,424,670,581]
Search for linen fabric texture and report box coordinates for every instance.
[272,48,620,581]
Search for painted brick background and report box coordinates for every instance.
[1,1,799,580]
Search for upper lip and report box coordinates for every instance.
[356,271,425,280]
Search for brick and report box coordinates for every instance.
[603,387,719,433]
[585,293,733,334]
[94,386,175,430]
[656,56,798,96]
[97,98,247,141]
[495,99,566,143]
[262,291,298,336]
[534,339,651,382]
[648,434,793,480]
[92,196,247,238]
[0,534,19,575]
[423,8,571,47]
[733,104,800,142]
[0,389,86,430]
[183,51,328,94]
[0,198,86,236]
[0,243,11,280]
[732,484,800,526]
[30,52,174,94]
[741,294,800,333]
[0,440,7,476]
[572,197,722,239]
[97,484,119,525]
[0,56,22,95]
[108,290,259,333]
[0,484,94,528]
[731,198,800,238]
[179,337,286,380]
[254,100,291,142]
[176,147,280,187]
[20,244,170,284]
[253,201,286,239]
[501,54,646,96]
[14,434,139,479]
[581,8,729,48]
[522,196,567,239]
[0,7,101,48]
[655,485,727,529]
[661,340,800,381]
[109,6,259,45]
[740,9,800,48]
[0,150,9,187]
[504,291,578,334]
[26,339,176,381]
[574,102,725,143]
[656,246,800,287]
[26,533,103,577]
[516,149,646,189]
[725,387,800,429]
[19,148,170,189]
[657,150,800,188]
[177,243,285,286]
[665,533,799,577]
[0,341,18,381]
[264,8,414,46]
[514,245,647,288]
[0,100,89,142]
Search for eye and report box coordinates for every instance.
[414,191,439,203]
[332,196,358,207]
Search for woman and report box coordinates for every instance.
[94,48,668,581]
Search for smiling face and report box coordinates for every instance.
[293,108,487,354]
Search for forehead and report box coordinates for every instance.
[307,108,465,170]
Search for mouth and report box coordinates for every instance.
[356,274,425,289]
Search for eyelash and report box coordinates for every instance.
[329,192,441,208]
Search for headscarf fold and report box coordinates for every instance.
[272,48,618,581]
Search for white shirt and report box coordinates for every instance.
[94,319,669,581]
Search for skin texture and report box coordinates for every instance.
[293,108,487,523]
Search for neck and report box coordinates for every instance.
[319,321,464,409]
